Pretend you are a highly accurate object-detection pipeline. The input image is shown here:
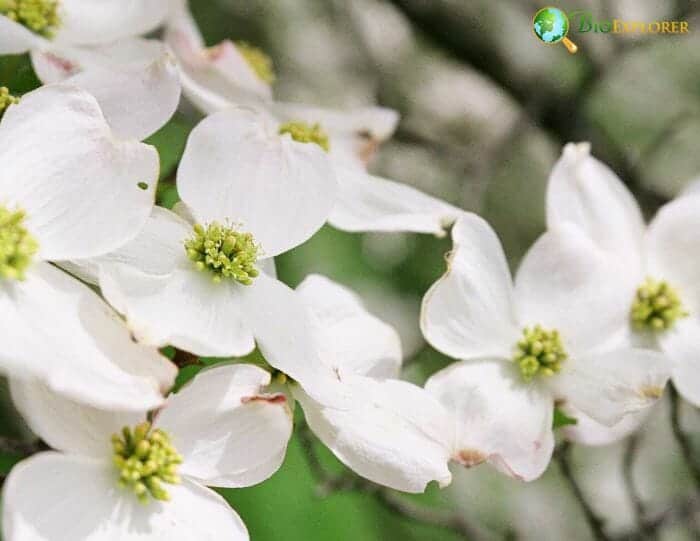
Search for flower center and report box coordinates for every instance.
[278,121,330,152]
[235,41,276,84]
[112,422,183,504]
[630,277,688,332]
[0,0,60,38]
[513,325,567,382]
[0,204,38,281]
[0,87,19,117]
[184,222,260,285]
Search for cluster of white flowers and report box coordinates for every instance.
[0,2,696,540]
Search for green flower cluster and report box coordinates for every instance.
[112,422,183,504]
[631,278,688,332]
[0,0,60,38]
[513,325,567,381]
[279,121,330,152]
[185,222,260,285]
[0,205,38,281]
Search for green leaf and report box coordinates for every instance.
[552,407,578,429]
[144,114,195,182]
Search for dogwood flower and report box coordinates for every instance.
[420,214,669,480]
[291,274,454,492]
[547,143,700,410]
[1,0,178,140]
[0,0,170,51]
[94,106,351,406]
[163,0,462,237]
[3,363,293,541]
[0,83,175,409]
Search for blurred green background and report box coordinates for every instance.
[3,0,700,539]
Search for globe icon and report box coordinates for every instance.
[532,7,578,53]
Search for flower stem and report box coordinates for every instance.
[297,421,492,540]
[556,442,612,541]
[668,384,700,492]
[622,434,657,540]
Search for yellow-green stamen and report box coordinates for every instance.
[0,87,19,117]
[112,422,183,504]
[0,0,60,38]
[235,41,275,84]
[278,121,330,152]
[184,222,260,285]
[513,325,567,382]
[0,204,38,280]
[631,277,688,332]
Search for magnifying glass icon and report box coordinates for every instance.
[533,7,578,54]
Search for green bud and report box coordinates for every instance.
[631,278,688,332]
[111,422,183,504]
[184,221,260,285]
[235,41,275,84]
[0,0,60,38]
[0,204,39,281]
[513,325,567,382]
[278,121,330,152]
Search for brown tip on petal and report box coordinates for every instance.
[241,393,287,405]
[44,52,78,76]
[455,449,487,468]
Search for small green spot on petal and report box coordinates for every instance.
[137,182,149,190]
[112,422,182,504]
[184,221,260,285]
[631,277,688,332]
[235,41,276,84]
[513,325,567,382]
[0,87,19,117]
[279,121,330,152]
[0,204,38,281]
[0,0,61,38]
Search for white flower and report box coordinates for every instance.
[162,1,462,236]
[1,0,179,141]
[95,107,349,405]
[0,84,175,410]
[420,214,669,480]
[3,363,293,541]
[291,274,454,492]
[547,143,700,410]
[0,0,171,51]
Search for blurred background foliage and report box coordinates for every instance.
[2,0,700,539]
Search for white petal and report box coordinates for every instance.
[0,84,157,261]
[294,376,453,493]
[100,264,256,358]
[514,225,633,355]
[54,0,171,46]
[63,49,181,140]
[10,379,142,458]
[547,142,646,272]
[426,360,554,482]
[0,262,176,411]
[0,15,43,54]
[165,3,271,112]
[560,404,650,447]
[550,348,669,426]
[658,317,700,407]
[329,168,463,236]
[296,274,402,378]
[177,107,337,257]
[420,214,519,361]
[241,273,352,408]
[2,453,249,541]
[646,195,700,312]
[156,364,292,488]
